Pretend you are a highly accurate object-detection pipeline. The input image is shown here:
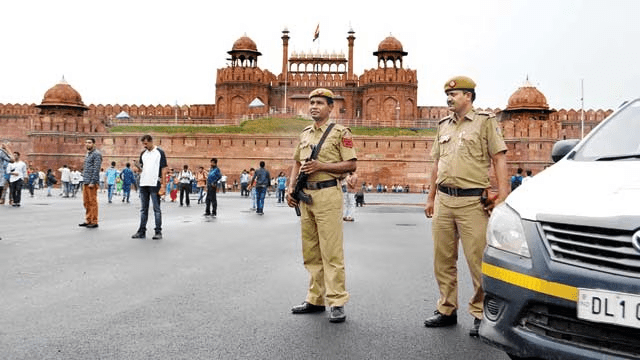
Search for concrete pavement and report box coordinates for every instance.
[0,189,508,359]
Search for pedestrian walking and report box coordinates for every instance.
[196,166,207,204]
[120,163,135,203]
[58,164,71,197]
[342,171,358,221]
[204,158,221,217]
[7,152,27,207]
[178,164,192,207]
[423,76,508,337]
[286,88,357,323]
[276,172,287,203]
[79,138,102,228]
[0,143,14,205]
[251,161,270,215]
[105,162,119,203]
[131,135,168,240]
[46,169,56,196]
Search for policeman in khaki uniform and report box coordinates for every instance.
[287,88,357,323]
[424,76,509,337]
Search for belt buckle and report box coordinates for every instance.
[451,188,458,196]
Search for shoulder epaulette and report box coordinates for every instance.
[439,115,453,124]
[302,125,313,132]
[477,110,496,118]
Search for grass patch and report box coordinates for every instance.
[109,117,435,137]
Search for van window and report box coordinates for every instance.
[573,99,640,161]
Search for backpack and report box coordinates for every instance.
[511,175,523,191]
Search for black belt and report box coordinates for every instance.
[305,179,338,190]
[438,185,484,197]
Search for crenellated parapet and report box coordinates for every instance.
[0,103,39,116]
[285,73,349,88]
[359,67,418,85]
[216,66,276,85]
[81,103,216,119]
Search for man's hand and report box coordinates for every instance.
[158,185,166,197]
[286,191,298,208]
[300,159,323,175]
[424,197,435,218]
[482,191,504,216]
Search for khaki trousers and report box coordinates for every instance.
[83,185,99,225]
[431,192,487,319]
[300,185,349,307]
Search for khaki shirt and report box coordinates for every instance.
[294,121,357,182]
[431,109,507,189]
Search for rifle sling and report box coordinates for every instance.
[310,123,336,161]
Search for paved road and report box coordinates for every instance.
[0,189,508,360]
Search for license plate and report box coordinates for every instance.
[577,288,640,329]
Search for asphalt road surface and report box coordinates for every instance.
[0,188,509,360]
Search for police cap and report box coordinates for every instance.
[444,76,476,93]
[309,88,334,100]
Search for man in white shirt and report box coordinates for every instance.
[178,164,192,207]
[58,165,72,197]
[7,152,27,207]
[132,135,168,240]
[220,174,227,194]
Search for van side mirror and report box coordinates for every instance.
[551,139,580,163]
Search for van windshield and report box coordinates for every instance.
[573,99,640,161]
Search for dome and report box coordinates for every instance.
[377,36,404,52]
[373,36,407,57]
[37,78,89,110]
[506,81,549,111]
[232,35,258,52]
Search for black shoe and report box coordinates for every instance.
[86,224,98,228]
[424,310,457,327]
[291,301,326,314]
[131,232,146,239]
[469,317,481,337]
[329,306,346,323]
[152,232,162,240]
[204,213,211,216]
[79,223,89,227]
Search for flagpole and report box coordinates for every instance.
[580,79,584,139]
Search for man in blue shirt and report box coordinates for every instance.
[251,161,270,215]
[205,158,222,217]
[105,161,119,203]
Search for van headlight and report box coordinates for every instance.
[486,203,530,257]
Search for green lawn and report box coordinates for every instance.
[109,117,436,137]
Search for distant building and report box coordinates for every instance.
[0,27,615,190]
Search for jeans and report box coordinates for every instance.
[10,179,23,205]
[255,186,267,213]
[107,183,115,202]
[122,184,131,202]
[47,184,52,196]
[277,188,285,203]
[179,183,190,206]
[63,181,71,197]
[343,192,355,219]
[197,187,205,203]
[251,187,256,208]
[241,183,248,196]
[205,185,217,215]
[137,185,162,234]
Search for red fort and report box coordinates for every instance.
[0,28,612,190]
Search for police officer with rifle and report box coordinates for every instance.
[286,88,357,323]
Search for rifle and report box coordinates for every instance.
[291,123,335,216]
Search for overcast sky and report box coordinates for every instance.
[2,0,639,111]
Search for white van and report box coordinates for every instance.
[479,98,640,359]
